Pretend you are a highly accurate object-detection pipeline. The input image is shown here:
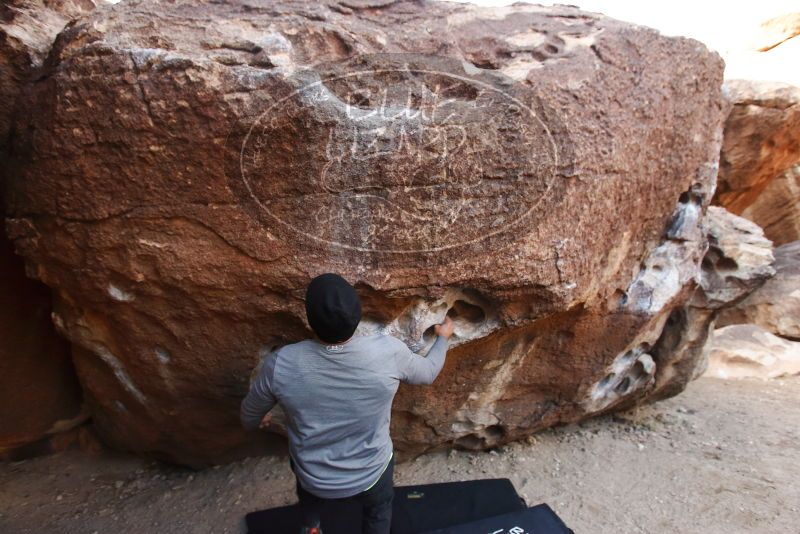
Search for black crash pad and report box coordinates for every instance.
[420,503,574,534]
[245,478,526,534]
[391,478,526,534]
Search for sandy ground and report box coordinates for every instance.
[1,376,798,534]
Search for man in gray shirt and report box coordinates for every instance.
[241,273,453,534]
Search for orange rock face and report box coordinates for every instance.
[740,165,800,246]
[714,80,800,215]
[4,0,767,466]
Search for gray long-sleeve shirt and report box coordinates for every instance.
[240,333,449,499]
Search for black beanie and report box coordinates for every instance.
[305,273,362,344]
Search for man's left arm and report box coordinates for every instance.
[240,352,278,431]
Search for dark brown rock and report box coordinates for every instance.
[5,0,740,465]
[0,0,98,459]
[0,209,86,457]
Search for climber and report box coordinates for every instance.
[240,273,454,534]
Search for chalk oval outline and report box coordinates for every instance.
[238,68,559,254]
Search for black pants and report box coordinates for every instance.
[290,455,395,534]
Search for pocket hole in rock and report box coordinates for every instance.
[666,308,683,326]
[715,256,738,271]
[454,425,506,449]
[598,372,615,390]
[454,434,484,449]
[615,376,631,394]
[620,350,636,364]
[447,300,486,323]
[485,424,505,440]
[631,359,647,380]
[422,324,438,344]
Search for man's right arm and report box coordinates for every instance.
[240,352,278,431]
[394,317,454,385]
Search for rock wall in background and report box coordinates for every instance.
[0,0,99,458]
[712,15,800,246]
[705,324,800,380]
[717,240,800,340]
[713,80,800,217]
[740,165,800,246]
[2,0,773,465]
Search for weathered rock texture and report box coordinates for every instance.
[717,240,800,340]
[5,0,756,465]
[714,80,800,215]
[642,206,775,401]
[0,0,99,458]
[0,0,100,149]
[705,325,800,380]
[740,164,800,245]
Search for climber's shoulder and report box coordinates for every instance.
[265,341,307,364]
[372,333,411,354]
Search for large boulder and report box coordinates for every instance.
[716,240,800,340]
[713,80,800,215]
[5,0,745,465]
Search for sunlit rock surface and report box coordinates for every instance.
[717,240,800,340]
[5,0,751,465]
[705,324,800,380]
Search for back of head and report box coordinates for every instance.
[305,273,362,344]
